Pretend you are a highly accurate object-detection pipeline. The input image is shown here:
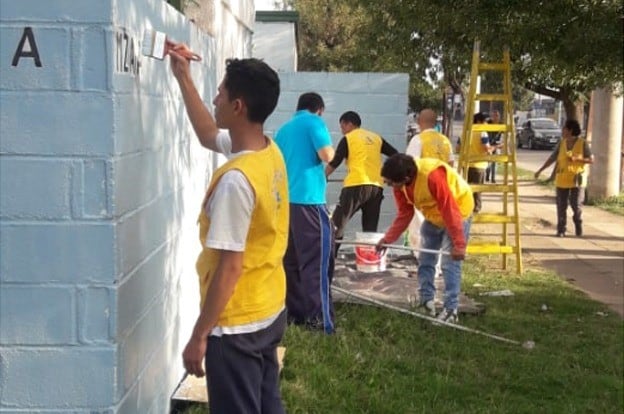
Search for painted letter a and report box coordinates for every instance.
[12,27,42,67]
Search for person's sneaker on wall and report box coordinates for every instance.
[436,308,459,323]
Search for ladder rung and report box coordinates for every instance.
[471,124,510,133]
[478,62,506,71]
[464,155,513,163]
[475,93,507,102]
[472,213,516,224]
[467,242,516,254]
[469,184,515,193]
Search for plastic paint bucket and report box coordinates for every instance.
[354,232,387,273]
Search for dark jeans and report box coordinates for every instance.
[467,167,486,213]
[485,162,497,182]
[332,184,384,253]
[205,310,287,414]
[556,187,584,235]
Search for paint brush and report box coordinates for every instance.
[142,29,202,62]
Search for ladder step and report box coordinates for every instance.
[464,154,514,163]
[472,213,516,224]
[475,93,508,102]
[471,124,510,133]
[469,184,515,193]
[467,242,516,254]
[478,62,506,71]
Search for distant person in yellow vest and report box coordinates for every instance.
[170,47,288,413]
[326,111,398,255]
[485,110,502,183]
[405,108,455,253]
[467,112,496,213]
[376,154,474,323]
[535,119,593,237]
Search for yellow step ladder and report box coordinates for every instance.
[458,41,523,274]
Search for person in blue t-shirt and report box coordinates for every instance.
[274,92,336,334]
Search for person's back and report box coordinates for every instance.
[274,92,336,334]
[343,127,385,187]
[275,107,330,205]
[420,129,454,164]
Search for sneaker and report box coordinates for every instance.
[418,300,436,317]
[436,308,459,323]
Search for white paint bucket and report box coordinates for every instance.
[354,232,387,273]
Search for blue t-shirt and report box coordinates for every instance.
[274,110,332,204]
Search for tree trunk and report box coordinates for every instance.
[586,87,624,200]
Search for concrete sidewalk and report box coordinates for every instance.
[480,180,624,317]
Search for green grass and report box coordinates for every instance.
[181,258,623,414]
[585,192,624,216]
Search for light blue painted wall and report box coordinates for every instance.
[263,71,409,241]
[0,0,254,412]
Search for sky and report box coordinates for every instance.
[255,0,278,11]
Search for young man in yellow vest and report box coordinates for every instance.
[325,111,398,255]
[534,119,593,237]
[376,154,473,323]
[170,46,288,413]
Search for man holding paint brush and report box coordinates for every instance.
[376,154,473,323]
[169,44,287,414]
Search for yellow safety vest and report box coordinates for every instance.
[407,158,474,227]
[343,128,384,188]
[420,129,452,162]
[555,138,587,188]
[195,140,288,326]
[468,130,489,169]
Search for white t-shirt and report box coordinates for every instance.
[204,131,254,252]
[406,134,421,158]
[204,130,282,336]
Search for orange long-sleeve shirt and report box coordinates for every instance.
[383,167,466,250]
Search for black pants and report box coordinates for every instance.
[556,187,584,235]
[485,162,496,182]
[332,184,384,244]
[205,310,287,414]
[467,167,486,213]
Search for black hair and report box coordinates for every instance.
[564,119,581,136]
[381,153,417,183]
[223,58,280,124]
[473,112,487,123]
[296,92,325,112]
[339,111,362,127]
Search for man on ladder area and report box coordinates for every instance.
[457,41,523,274]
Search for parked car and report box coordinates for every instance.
[516,118,561,149]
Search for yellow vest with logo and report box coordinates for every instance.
[420,129,452,162]
[343,128,384,188]
[406,158,474,227]
[555,138,587,188]
[468,130,489,169]
[195,141,288,327]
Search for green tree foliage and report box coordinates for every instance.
[280,0,440,110]
[356,0,623,119]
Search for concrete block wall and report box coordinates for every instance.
[263,71,409,240]
[0,0,254,412]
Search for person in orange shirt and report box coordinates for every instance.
[376,154,473,323]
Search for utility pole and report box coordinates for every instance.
[586,87,624,199]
